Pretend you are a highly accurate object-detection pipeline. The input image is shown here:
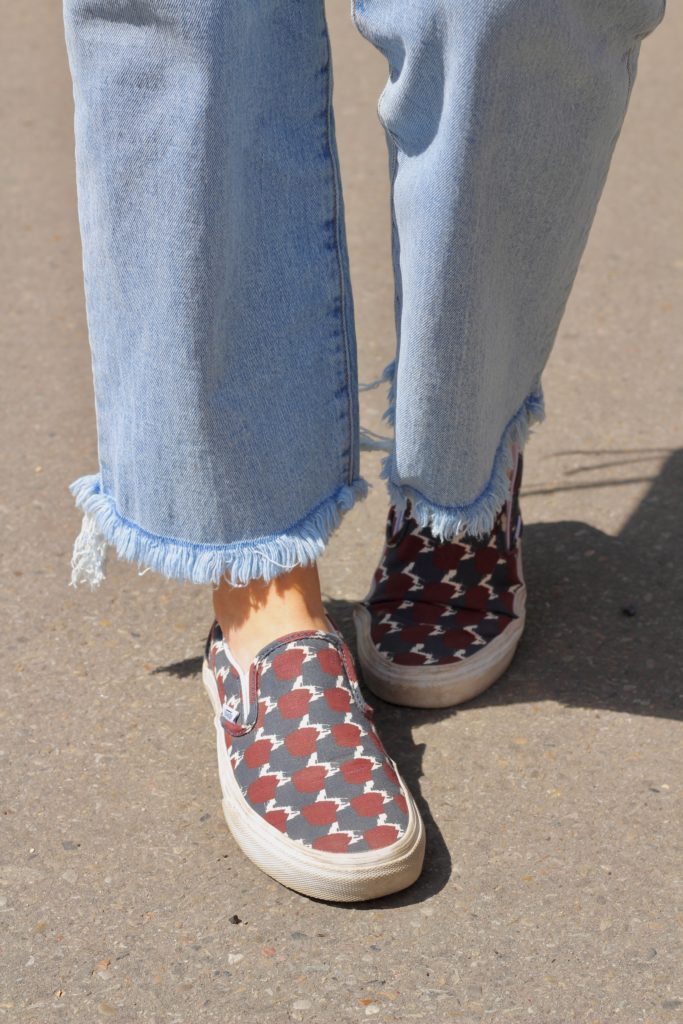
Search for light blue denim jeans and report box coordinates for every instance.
[63,0,665,589]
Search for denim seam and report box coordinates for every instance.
[625,0,665,93]
[625,45,637,93]
[322,5,356,487]
[352,0,401,431]
[351,0,401,151]
[383,132,401,429]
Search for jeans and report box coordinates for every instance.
[63,0,665,589]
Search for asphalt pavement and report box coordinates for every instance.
[1,3,682,1022]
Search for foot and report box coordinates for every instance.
[202,619,425,901]
[353,450,526,708]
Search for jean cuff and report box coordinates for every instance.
[381,387,546,541]
[67,475,369,589]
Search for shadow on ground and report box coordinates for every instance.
[331,446,683,722]
[152,448,683,907]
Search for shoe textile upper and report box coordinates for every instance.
[204,622,411,853]
[363,453,526,667]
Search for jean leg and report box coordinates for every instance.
[64,0,364,587]
[352,0,666,538]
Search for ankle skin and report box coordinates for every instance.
[212,563,329,671]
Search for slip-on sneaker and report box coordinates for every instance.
[202,619,425,902]
[354,450,526,709]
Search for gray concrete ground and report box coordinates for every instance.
[2,3,682,1022]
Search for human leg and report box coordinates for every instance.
[351,0,666,704]
[64,0,365,591]
[62,0,424,899]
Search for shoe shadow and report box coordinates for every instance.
[151,656,203,678]
[153,448,682,908]
[319,445,683,906]
[475,445,683,721]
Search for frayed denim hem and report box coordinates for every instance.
[380,387,546,541]
[67,475,369,590]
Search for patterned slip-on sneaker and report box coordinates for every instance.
[354,450,526,709]
[201,619,425,902]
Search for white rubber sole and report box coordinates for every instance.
[201,661,426,902]
[353,596,526,710]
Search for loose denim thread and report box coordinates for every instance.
[68,475,369,590]
[381,358,397,428]
[358,358,397,452]
[359,427,393,453]
[380,387,546,542]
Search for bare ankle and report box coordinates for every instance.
[211,563,329,671]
